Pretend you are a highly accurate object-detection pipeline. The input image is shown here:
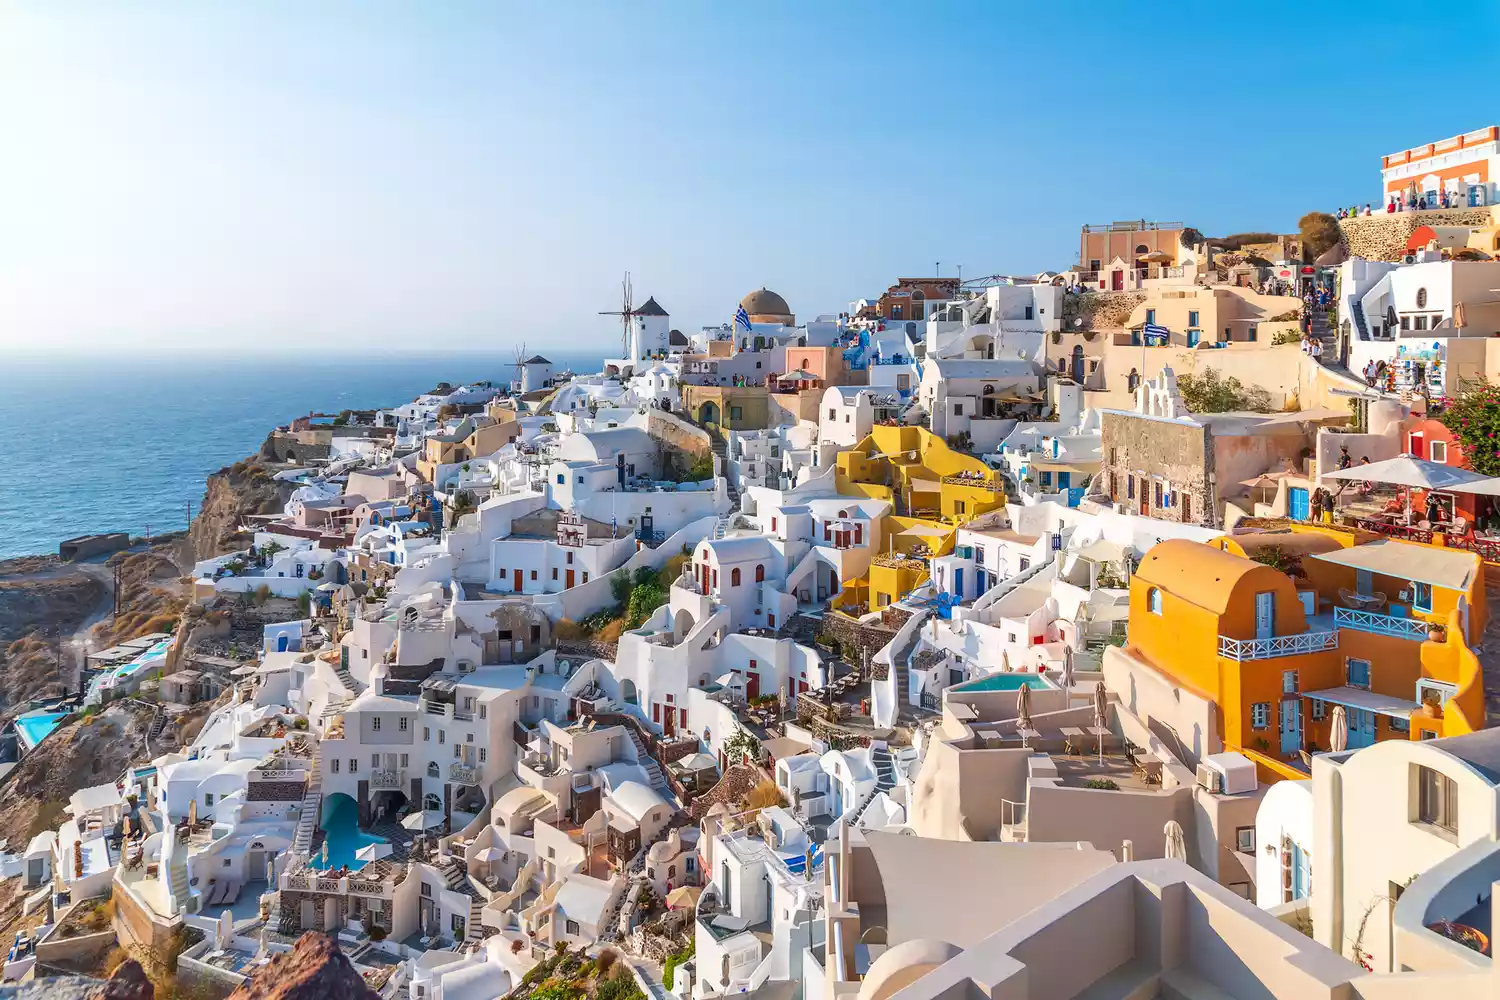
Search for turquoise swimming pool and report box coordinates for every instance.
[15,711,69,751]
[312,795,387,870]
[953,673,1057,693]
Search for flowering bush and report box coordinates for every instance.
[1438,381,1500,476]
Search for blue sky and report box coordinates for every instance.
[3,1,1498,353]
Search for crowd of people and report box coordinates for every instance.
[1333,189,1470,218]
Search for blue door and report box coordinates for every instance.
[1289,488,1310,521]
[1057,471,1071,489]
[1348,709,1377,748]
[953,568,964,602]
[1291,843,1310,899]
[1279,699,1302,755]
[277,634,289,653]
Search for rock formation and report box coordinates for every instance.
[226,932,379,1000]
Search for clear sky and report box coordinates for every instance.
[4,1,1498,354]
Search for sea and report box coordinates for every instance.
[0,350,609,561]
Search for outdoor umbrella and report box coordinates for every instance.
[1060,646,1076,696]
[1329,705,1348,754]
[1164,820,1187,861]
[1322,454,1489,491]
[1015,682,1033,747]
[1136,251,1173,264]
[666,885,703,910]
[1093,681,1109,764]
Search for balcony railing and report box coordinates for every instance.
[1334,607,1431,641]
[449,763,478,784]
[1217,630,1338,661]
[369,768,403,790]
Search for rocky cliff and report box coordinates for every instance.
[187,452,296,564]
[0,956,153,1000]
[226,932,379,1000]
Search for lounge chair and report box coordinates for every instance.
[221,881,242,905]
[204,882,223,906]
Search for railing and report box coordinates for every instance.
[1335,607,1432,641]
[369,768,402,790]
[453,710,474,723]
[449,764,478,784]
[1441,533,1500,564]
[1217,630,1338,661]
[1350,517,1435,544]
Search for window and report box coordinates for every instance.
[954,500,966,514]
[421,882,432,898]
[566,552,574,565]
[479,748,487,763]
[453,745,461,759]
[372,754,380,766]
[1188,310,1200,327]
[1414,315,1428,331]
[1412,581,1432,612]
[827,409,835,420]
[399,717,408,732]
[755,564,765,583]
[1389,716,1410,734]
[1250,702,1271,729]
[1147,588,1163,615]
[349,758,358,773]
[1416,766,1458,834]
[1311,699,1326,721]
[1416,287,1428,308]
[372,717,381,732]
[205,793,214,807]
[480,703,488,719]
[566,919,580,936]
[556,474,564,485]
[1282,670,1298,694]
[731,568,741,586]
[400,754,408,767]
[1347,658,1371,689]
[551,568,558,580]
[953,403,962,416]
[424,727,430,741]
[730,407,743,421]
[1023,305,1034,321]
[331,759,341,773]
[1127,477,1135,499]
[1145,309,1156,325]
[1400,315,1410,331]
[1235,827,1255,853]
[530,570,537,580]
[1430,440,1448,464]
[439,730,446,744]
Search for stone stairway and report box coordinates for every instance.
[334,666,366,695]
[292,746,324,858]
[871,745,897,791]
[465,896,485,944]
[624,728,667,790]
[168,848,192,912]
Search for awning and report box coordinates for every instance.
[909,479,942,492]
[1074,539,1128,564]
[1303,686,1416,719]
[1323,454,1488,490]
[1308,539,1477,591]
[1029,459,1097,473]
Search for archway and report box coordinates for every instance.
[674,608,696,643]
[621,678,638,705]
[699,401,721,427]
[911,290,926,320]
[966,334,994,359]
[370,790,407,825]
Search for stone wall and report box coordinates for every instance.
[1339,208,1494,261]
[1062,292,1146,332]
[646,409,712,456]
[688,762,770,820]
[1099,412,1214,526]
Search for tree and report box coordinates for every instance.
[626,582,667,627]
[1298,212,1341,262]
[1179,227,1203,248]
[1438,380,1500,476]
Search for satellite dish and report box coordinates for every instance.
[1074,318,1084,329]
[1016,349,1028,360]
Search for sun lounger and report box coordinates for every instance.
[221,881,242,906]
[204,882,223,906]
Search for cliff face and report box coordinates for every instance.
[187,452,295,563]
[227,932,379,1000]
[0,558,108,713]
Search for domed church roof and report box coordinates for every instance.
[740,287,792,319]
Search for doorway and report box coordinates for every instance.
[1279,700,1302,755]
[513,569,523,592]
[1255,593,1274,639]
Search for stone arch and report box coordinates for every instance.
[674,608,696,642]
[621,678,639,705]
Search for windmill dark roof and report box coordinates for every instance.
[522,355,552,365]
[635,296,669,317]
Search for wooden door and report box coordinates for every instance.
[513,569,522,591]
[566,569,575,589]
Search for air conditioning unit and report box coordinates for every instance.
[1195,765,1222,792]
[1201,752,1258,795]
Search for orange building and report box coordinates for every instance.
[1120,537,1485,782]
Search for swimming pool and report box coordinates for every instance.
[953,673,1057,693]
[15,711,69,751]
[311,795,387,870]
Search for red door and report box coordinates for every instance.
[747,672,760,701]
[513,569,522,591]
[566,569,575,589]
[1111,270,1124,291]
[1410,434,1424,458]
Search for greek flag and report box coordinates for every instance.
[1143,323,1169,345]
[734,305,752,331]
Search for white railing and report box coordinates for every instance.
[1217,630,1338,661]
[449,764,478,784]
[369,768,403,790]
[1334,607,1432,641]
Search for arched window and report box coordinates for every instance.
[1148,588,1163,615]
[755,564,765,583]
[1135,244,1149,255]
[427,762,440,778]
[424,793,441,811]
[1416,287,1428,308]
[731,568,741,586]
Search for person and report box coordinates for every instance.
[1387,198,1396,213]
[1364,203,1373,216]
[1337,207,1346,219]
[1338,445,1352,471]
[1310,488,1324,522]
[1363,359,1378,387]
[1425,492,1443,526]
[1312,338,1324,361]
[1358,456,1373,496]
[1418,195,1428,210]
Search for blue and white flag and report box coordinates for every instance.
[1143,323,1169,345]
[734,305,752,331]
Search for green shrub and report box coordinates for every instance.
[663,942,696,990]
[626,583,668,628]
[1082,778,1118,791]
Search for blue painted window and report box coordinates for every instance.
[556,474,564,484]
[1148,588,1163,615]
[1188,311,1200,327]
[1347,658,1371,689]
[1412,581,1433,612]
[1145,309,1156,325]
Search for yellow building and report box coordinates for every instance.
[1111,537,1486,783]
[831,426,1004,614]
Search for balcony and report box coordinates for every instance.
[1334,607,1432,641]
[449,763,479,785]
[1217,630,1338,661]
[369,768,403,790]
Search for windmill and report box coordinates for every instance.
[598,272,635,358]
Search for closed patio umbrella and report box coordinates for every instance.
[1329,705,1348,754]
[1060,646,1076,695]
[1015,682,1033,747]
[1164,820,1187,861]
[1092,681,1109,763]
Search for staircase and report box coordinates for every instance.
[624,728,667,790]
[167,841,192,912]
[334,666,366,695]
[148,710,169,744]
[1308,305,1340,371]
[787,611,821,645]
[712,516,730,540]
[465,895,484,944]
[292,746,324,858]
[871,745,896,791]
[1350,298,1370,342]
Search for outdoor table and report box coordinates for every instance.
[1017,727,1041,748]
[1087,726,1111,761]
[1060,727,1084,755]
[1139,756,1163,785]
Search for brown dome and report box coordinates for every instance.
[739,287,793,322]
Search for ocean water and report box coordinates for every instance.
[0,350,607,560]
